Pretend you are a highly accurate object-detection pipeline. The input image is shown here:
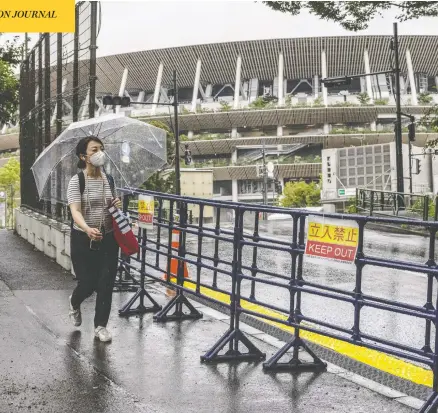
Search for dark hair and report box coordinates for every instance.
[75,136,104,169]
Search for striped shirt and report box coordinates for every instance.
[67,172,113,233]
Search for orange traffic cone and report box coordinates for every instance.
[163,229,189,295]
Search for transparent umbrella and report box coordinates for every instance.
[31,113,167,203]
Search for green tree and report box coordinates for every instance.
[142,120,175,193]
[344,197,358,214]
[249,95,278,109]
[0,158,20,228]
[357,92,370,105]
[418,92,433,105]
[280,180,320,208]
[421,105,438,142]
[0,60,18,125]
[313,96,323,107]
[0,34,27,125]
[374,98,389,105]
[263,2,438,31]
[219,100,232,112]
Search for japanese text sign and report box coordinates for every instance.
[138,195,154,230]
[305,215,359,263]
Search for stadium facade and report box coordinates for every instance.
[7,36,438,207]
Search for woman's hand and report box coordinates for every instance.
[86,227,103,241]
[111,197,122,209]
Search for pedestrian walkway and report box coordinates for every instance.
[0,230,418,413]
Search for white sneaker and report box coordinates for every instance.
[69,295,82,327]
[95,326,112,342]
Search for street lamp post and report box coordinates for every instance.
[102,70,181,196]
[321,22,407,199]
[393,22,404,195]
[173,70,181,196]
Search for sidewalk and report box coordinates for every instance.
[0,229,417,413]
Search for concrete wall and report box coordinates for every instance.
[14,207,74,275]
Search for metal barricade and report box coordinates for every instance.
[118,188,438,413]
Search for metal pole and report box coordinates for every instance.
[173,70,181,196]
[262,138,267,219]
[24,33,28,60]
[409,141,413,194]
[72,4,79,122]
[393,22,405,195]
[88,1,98,119]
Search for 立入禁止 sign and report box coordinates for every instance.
[137,195,154,230]
[305,215,359,263]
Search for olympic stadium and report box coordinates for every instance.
[7,35,438,207]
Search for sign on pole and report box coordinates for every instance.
[305,215,359,263]
[338,188,356,197]
[138,195,154,230]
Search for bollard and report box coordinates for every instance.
[15,208,22,236]
[64,229,72,273]
[44,219,57,259]
[34,216,46,252]
[52,223,67,269]
[21,210,29,240]
[28,212,38,246]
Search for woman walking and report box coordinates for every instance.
[67,136,121,342]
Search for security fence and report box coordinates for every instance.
[19,2,99,215]
[117,188,438,413]
[356,188,437,221]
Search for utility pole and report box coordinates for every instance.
[173,70,181,196]
[101,70,181,195]
[262,138,268,207]
[393,22,404,195]
[408,140,413,194]
[322,23,406,200]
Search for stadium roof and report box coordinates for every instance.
[95,36,438,95]
[179,132,438,156]
[138,105,427,131]
[210,163,321,180]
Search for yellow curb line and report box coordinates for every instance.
[169,277,432,387]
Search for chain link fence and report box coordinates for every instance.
[19,2,98,220]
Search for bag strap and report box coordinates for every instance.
[78,171,85,195]
[71,171,86,229]
[106,174,115,198]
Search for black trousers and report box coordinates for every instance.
[70,229,119,328]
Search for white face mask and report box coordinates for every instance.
[89,151,105,167]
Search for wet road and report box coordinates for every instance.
[0,230,415,413]
[145,217,434,367]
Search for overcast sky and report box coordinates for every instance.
[96,1,438,57]
[6,1,438,58]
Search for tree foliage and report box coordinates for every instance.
[0,158,20,228]
[280,180,320,208]
[0,60,18,125]
[0,34,27,125]
[142,120,175,193]
[249,95,278,109]
[263,2,438,31]
[421,105,438,147]
[357,92,370,105]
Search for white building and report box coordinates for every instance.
[321,142,436,211]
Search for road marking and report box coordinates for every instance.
[172,278,432,388]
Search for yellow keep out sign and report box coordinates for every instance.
[305,215,359,263]
[138,195,154,230]
[0,0,75,32]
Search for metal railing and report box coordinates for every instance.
[116,188,438,413]
[356,188,437,221]
[19,2,98,216]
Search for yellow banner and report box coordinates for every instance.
[0,0,75,32]
[138,197,154,214]
[307,221,358,247]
